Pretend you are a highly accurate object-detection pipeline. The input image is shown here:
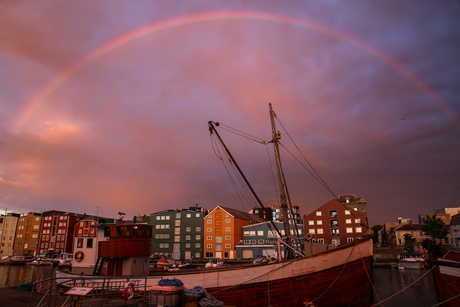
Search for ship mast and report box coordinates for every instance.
[269,103,295,259]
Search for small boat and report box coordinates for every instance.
[9,255,35,265]
[59,253,73,267]
[398,252,425,269]
[156,256,175,270]
[205,257,224,268]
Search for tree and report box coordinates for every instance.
[371,225,382,244]
[404,233,414,252]
[422,214,448,244]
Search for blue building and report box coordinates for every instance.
[236,221,304,259]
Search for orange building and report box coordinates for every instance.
[204,206,263,260]
[13,212,42,256]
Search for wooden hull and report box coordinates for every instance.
[432,249,460,307]
[57,238,373,307]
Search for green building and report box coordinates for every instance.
[150,206,207,260]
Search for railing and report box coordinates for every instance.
[29,275,156,307]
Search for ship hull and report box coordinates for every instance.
[57,238,373,307]
[432,249,460,307]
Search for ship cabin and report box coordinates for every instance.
[71,220,152,276]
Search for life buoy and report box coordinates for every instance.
[75,251,84,262]
[123,281,135,300]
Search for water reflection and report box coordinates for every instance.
[0,265,55,287]
[373,267,438,306]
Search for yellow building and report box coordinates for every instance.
[204,206,263,260]
[13,212,42,256]
[0,213,20,257]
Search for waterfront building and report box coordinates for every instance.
[12,212,42,256]
[420,207,460,225]
[236,221,304,259]
[38,210,87,255]
[204,206,264,260]
[0,213,20,257]
[150,206,206,260]
[269,204,303,225]
[337,194,368,225]
[303,199,368,246]
[251,206,273,222]
[390,223,434,250]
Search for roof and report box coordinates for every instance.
[209,206,265,223]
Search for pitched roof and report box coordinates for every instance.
[218,206,265,223]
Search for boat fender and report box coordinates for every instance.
[75,251,84,262]
[123,281,135,300]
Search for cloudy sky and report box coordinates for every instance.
[1,1,459,226]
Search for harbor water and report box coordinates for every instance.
[1,265,439,306]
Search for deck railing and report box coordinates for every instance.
[30,275,154,307]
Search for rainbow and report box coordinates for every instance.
[16,11,459,129]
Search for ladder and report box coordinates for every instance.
[93,257,104,275]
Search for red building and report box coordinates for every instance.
[38,210,86,255]
[303,199,368,246]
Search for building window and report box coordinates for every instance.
[347,238,354,243]
[331,220,338,227]
[355,227,362,233]
[215,236,222,243]
[175,220,180,226]
[175,228,180,234]
[345,210,350,215]
[225,227,231,232]
[257,230,264,236]
[195,235,201,240]
[216,244,222,251]
[316,211,322,216]
[331,229,339,237]
[346,219,352,224]
[317,220,322,225]
[174,236,180,242]
[225,236,231,240]
[156,216,160,220]
[330,210,337,218]
[86,238,93,248]
[207,228,212,232]
[186,235,191,241]
[207,244,212,249]
[186,227,191,232]
[207,220,212,224]
[195,243,201,248]
[196,227,201,232]
[175,213,181,219]
[355,218,361,224]
[77,238,83,248]
[309,220,314,225]
[225,219,231,223]
[309,229,315,234]
[186,243,191,248]
[225,244,231,248]
[187,214,191,218]
[346,227,353,233]
[207,236,212,240]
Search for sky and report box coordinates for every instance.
[0,1,459,226]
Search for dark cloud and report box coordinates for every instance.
[0,0,459,225]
